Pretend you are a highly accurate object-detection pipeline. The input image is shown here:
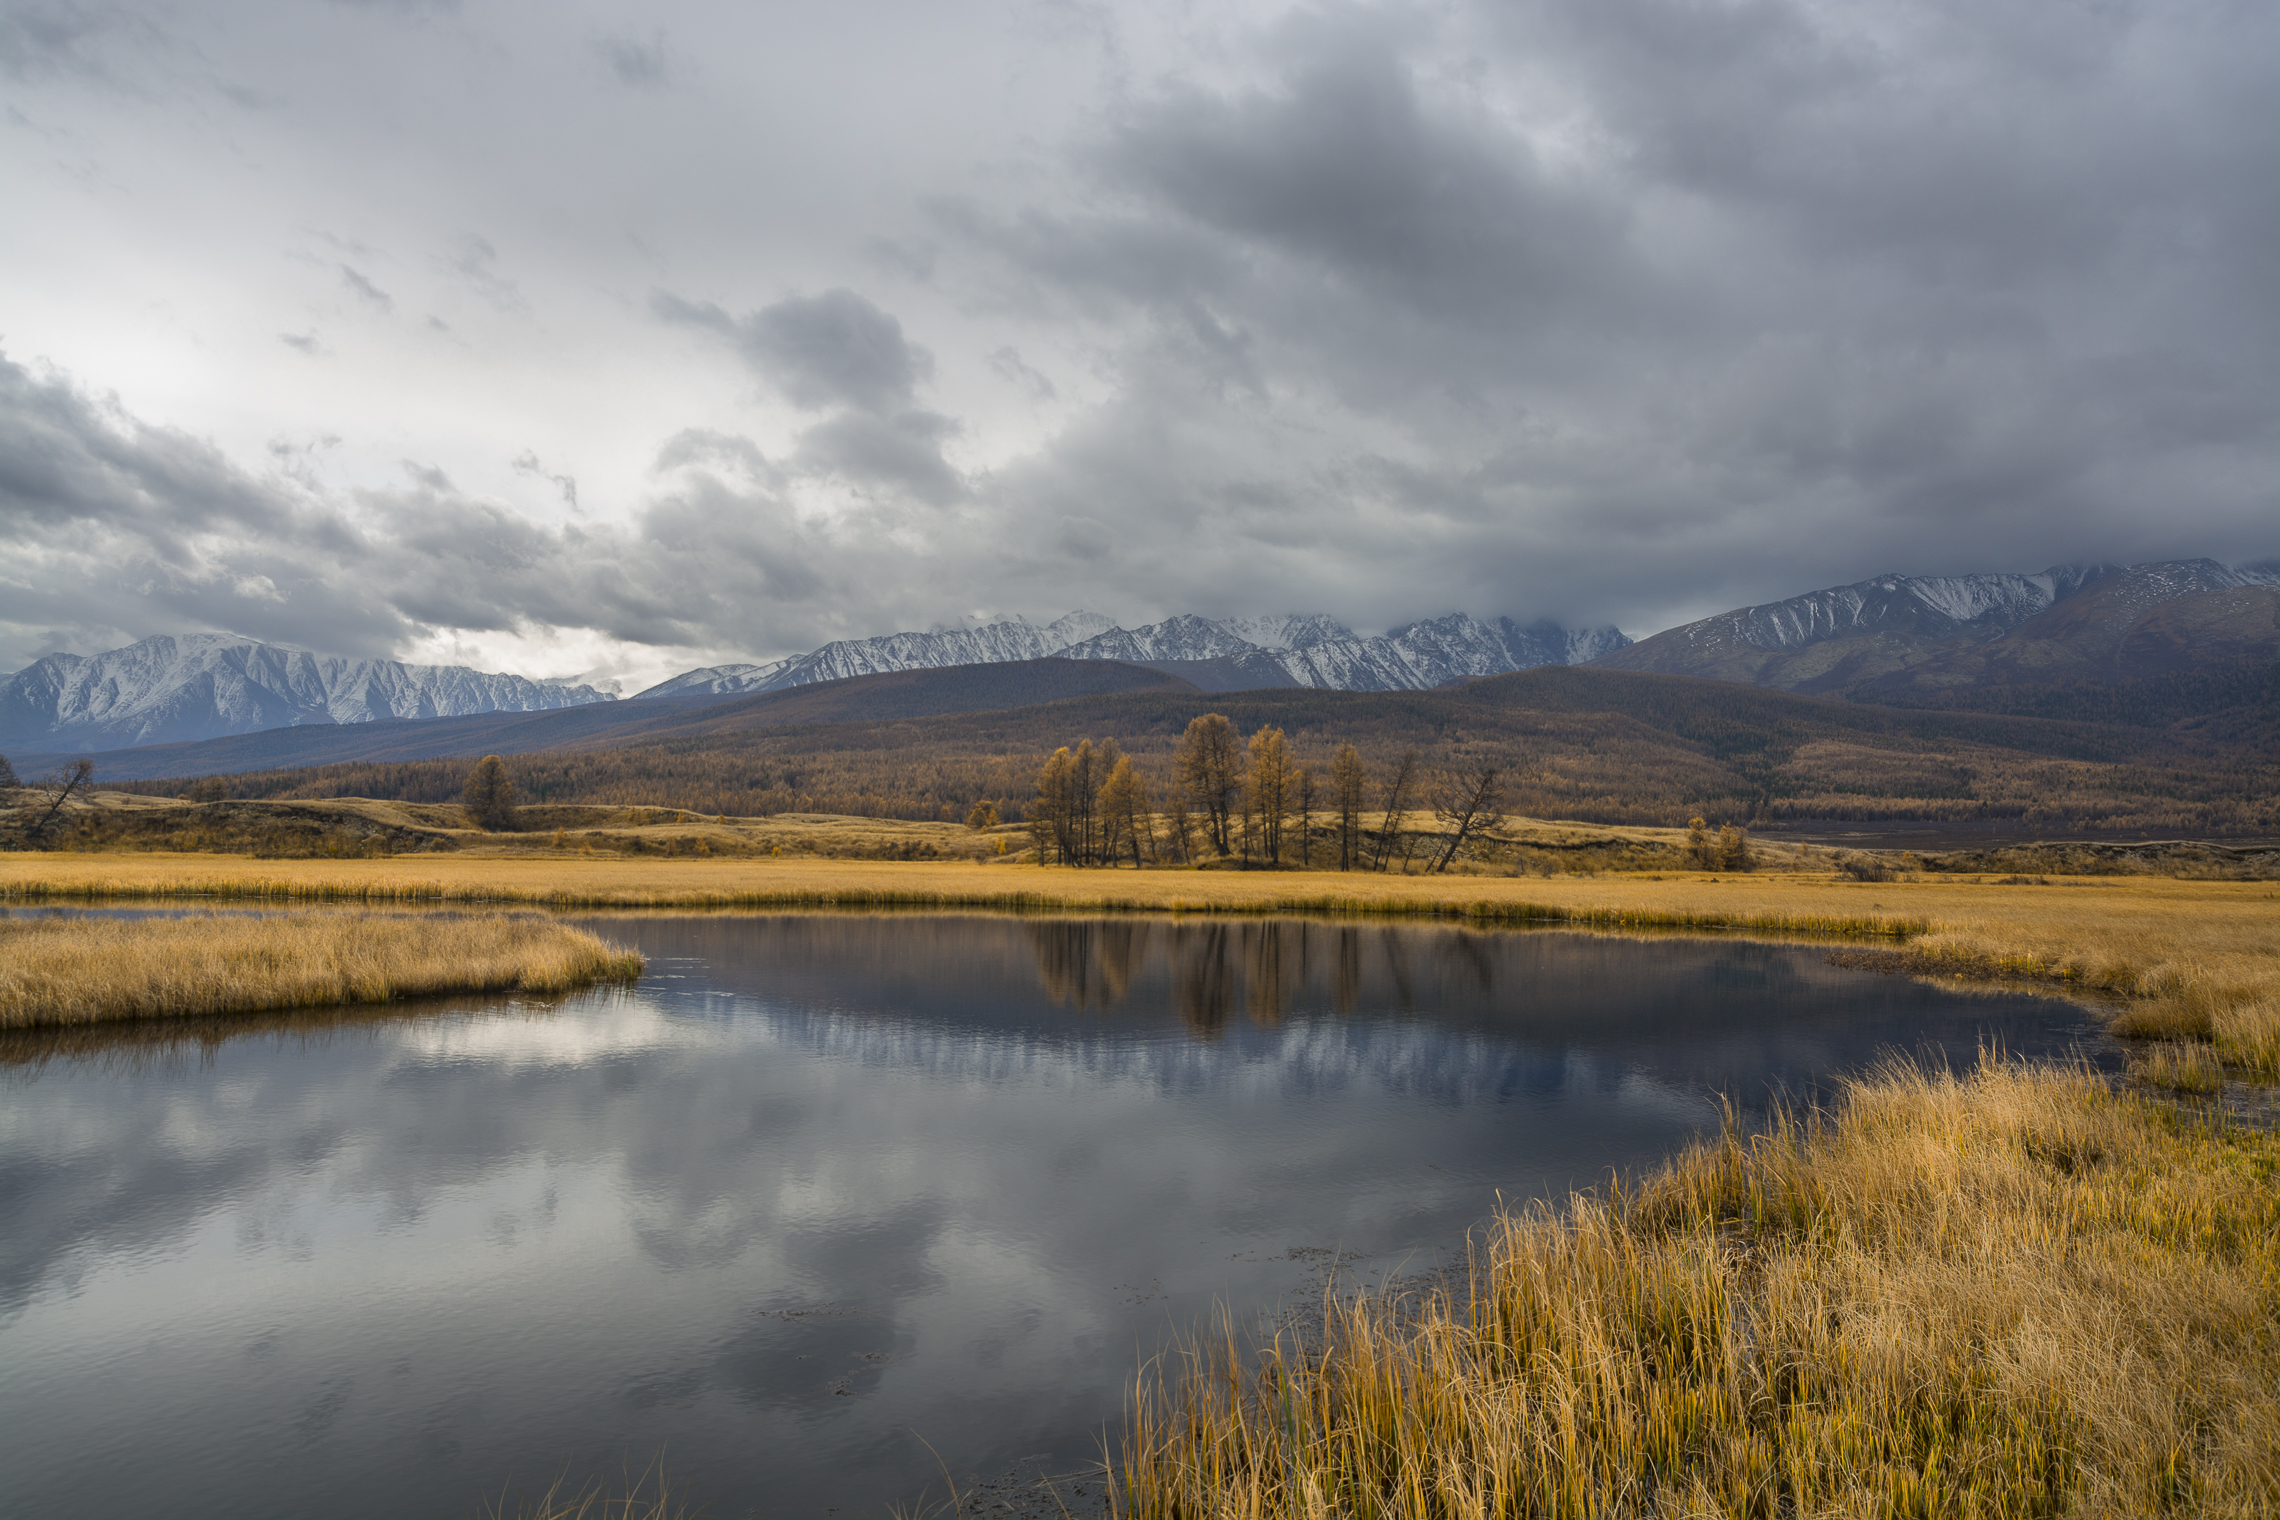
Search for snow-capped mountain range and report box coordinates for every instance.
[1591,559,2280,693]
[8,558,2268,758]
[0,635,616,753]
[638,612,1631,699]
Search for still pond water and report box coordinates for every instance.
[0,912,2104,1518]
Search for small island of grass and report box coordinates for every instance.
[0,910,645,1030]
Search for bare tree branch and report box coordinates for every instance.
[1430,765,1504,873]
[27,758,96,840]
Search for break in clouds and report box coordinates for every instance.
[1,0,2272,686]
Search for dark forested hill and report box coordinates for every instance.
[97,665,2278,837]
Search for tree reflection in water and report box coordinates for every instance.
[1026,919,1152,1011]
[1026,917,1508,1034]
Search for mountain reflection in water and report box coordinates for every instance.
[0,912,2101,1520]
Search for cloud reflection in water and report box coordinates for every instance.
[0,914,2096,1518]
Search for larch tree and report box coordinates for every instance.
[1716,823,1753,873]
[1370,749,1420,872]
[463,755,518,831]
[1163,787,1195,864]
[1330,743,1368,870]
[1097,754,1153,867]
[1429,764,1504,873]
[1175,713,1243,857]
[1294,765,1316,867]
[1033,747,1077,863]
[1083,739,1122,865]
[25,757,96,839]
[1245,725,1295,865]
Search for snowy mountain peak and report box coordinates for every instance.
[1040,610,1118,645]
[1214,614,1360,650]
[633,610,1633,701]
[1,635,617,753]
[1699,565,2132,653]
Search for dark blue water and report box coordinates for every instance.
[0,913,2102,1518]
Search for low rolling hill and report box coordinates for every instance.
[85,664,2278,839]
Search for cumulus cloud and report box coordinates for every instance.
[654,288,966,506]
[654,288,934,415]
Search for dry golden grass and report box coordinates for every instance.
[0,851,1939,933]
[1896,892,2280,1077]
[0,910,644,1029]
[1122,1058,2280,1519]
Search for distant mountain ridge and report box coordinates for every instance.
[0,634,615,752]
[1589,559,2280,695]
[637,611,1631,700]
[24,658,1197,784]
[14,558,2269,760]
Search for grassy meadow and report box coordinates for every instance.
[0,910,644,1029]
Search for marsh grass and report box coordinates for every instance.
[1902,914,2280,1078]
[1120,1058,2280,1518]
[0,911,644,1029]
[2134,1041,2225,1095]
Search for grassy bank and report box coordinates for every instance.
[1124,1058,2280,1518]
[0,911,645,1029]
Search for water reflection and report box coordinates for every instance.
[1030,919,1150,1011]
[0,912,2101,1520]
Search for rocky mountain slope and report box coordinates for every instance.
[1589,560,2278,696]
[638,611,1630,700]
[639,612,1119,698]
[0,634,615,752]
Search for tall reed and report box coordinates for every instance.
[1120,1058,2280,1517]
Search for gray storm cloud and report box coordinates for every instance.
[0,0,2271,677]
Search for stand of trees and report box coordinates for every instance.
[1030,715,1511,872]
[1683,815,1755,872]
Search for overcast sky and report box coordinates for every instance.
[3,0,2272,689]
